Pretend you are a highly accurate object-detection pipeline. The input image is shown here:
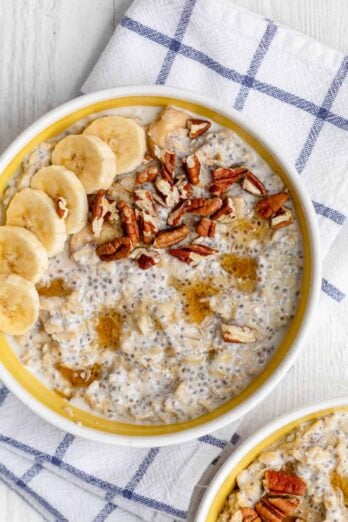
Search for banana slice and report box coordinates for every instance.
[0,274,39,335]
[0,226,48,283]
[31,166,88,234]
[83,116,146,175]
[51,134,116,194]
[6,188,67,256]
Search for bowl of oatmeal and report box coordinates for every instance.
[0,86,320,445]
[195,397,348,521]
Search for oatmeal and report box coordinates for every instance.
[0,105,303,423]
[218,412,348,521]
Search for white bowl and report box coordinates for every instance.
[195,397,348,521]
[0,86,321,446]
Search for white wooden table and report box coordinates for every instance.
[0,1,348,520]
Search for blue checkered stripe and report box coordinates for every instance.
[1,2,348,521]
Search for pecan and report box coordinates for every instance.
[196,217,216,238]
[222,324,258,343]
[211,197,235,221]
[209,166,248,195]
[118,200,139,244]
[168,244,218,264]
[135,165,159,184]
[188,197,223,216]
[90,190,118,237]
[136,210,158,245]
[167,199,192,226]
[265,470,306,496]
[155,177,180,207]
[185,154,201,185]
[144,152,154,162]
[90,190,106,221]
[175,174,192,200]
[160,151,176,183]
[270,207,293,230]
[255,496,299,521]
[186,118,211,139]
[130,248,160,270]
[153,224,189,248]
[255,192,289,219]
[96,236,132,261]
[55,197,68,219]
[134,189,156,216]
[241,171,267,196]
[239,508,261,522]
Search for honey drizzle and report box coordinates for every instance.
[95,309,122,349]
[170,278,218,324]
[56,363,101,387]
[219,254,258,293]
[37,278,73,297]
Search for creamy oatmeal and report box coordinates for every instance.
[218,412,348,521]
[0,105,303,423]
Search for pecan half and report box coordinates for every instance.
[255,496,299,521]
[96,236,132,261]
[135,165,159,184]
[130,248,160,270]
[189,197,223,216]
[134,189,156,216]
[241,171,267,196]
[185,154,201,185]
[211,197,235,221]
[118,200,139,244]
[265,470,306,496]
[196,217,216,238]
[153,224,189,248]
[155,177,180,207]
[55,197,68,219]
[168,244,218,264]
[270,207,294,230]
[167,199,192,226]
[255,192,289,219]
[136,210,158,245]
[175,174,192,200]
[209,167,248,196]
[186,118,211,139]
[222,324,258,343]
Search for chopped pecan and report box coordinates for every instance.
[186,118,211,139]
[265,470,306,496]
[55,197,68,219]
[270,207,294,230]
[161,151,176,182]
[168,243,218,264]
[135,165,159,184]
[90,190,118,237]
[209,166,248,196]
[175,174,192,200]
[144,152,154,162]
[130,248,160,270]
[153,224,189,248]
[222,324,258,343]
[241,171,267,196]
[155,177,180,207]
[196,217,216,238]
[255,192,289,219]
[118,200,139,245]
[134,189,156,216]
[167,199,192,226]
[96,236,132,261]
[189,197,223,216]
[136,210,158,245]
[239,508,261,522]
[185,154,201,185]
[90,190,106,221]
[211,197,235,221]
[255,496,299,521]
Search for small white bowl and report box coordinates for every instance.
[195,397,348,521]
[0,86,321,446]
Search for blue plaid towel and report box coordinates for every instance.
[1,0,348,520]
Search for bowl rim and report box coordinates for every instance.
[194,396,348,521]
[0,85,321,446]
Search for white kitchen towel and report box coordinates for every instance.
[1,0,348,521]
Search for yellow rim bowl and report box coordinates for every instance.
[0,87,321,446]
[196,398,348,521]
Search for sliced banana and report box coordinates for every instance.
[0,226,48,283]
[51,134,116,194]
[31,165,88,234]
[6,188,67,257]
[147,107,189,151]
[0,274,39,335]
[83,116,146,175]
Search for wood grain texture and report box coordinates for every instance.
[0,0,347,520]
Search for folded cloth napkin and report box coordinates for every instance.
[1,1,348,521]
